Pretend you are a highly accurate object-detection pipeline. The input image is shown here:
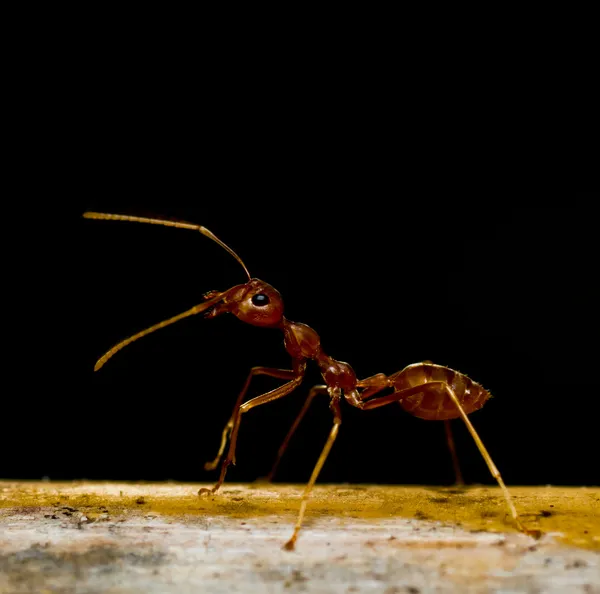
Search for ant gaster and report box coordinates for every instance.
[84,211,540,549]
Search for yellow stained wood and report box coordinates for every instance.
[1,482,598,550]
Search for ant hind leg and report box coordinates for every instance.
[444,420,465,486]
[358,381,540,538]
[441,384,541,538]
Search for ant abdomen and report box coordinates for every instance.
[390,362,491,421]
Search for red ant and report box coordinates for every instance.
[84,211,540,549]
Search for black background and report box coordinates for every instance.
[5,46,598,486]
[10,197,599,488]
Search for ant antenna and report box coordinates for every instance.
[92,293,225,371]
[83,211,251,280]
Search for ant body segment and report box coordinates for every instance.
[84,211,540,549]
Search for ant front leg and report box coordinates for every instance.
[204,366,298,472]
[200,363,306,496]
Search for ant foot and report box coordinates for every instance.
[198,487,216,497]
[525,528,543,539]
[282,538,296,551]
[516,520,542,539]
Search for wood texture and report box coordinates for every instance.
[1,482,599,592]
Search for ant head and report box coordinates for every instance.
[207,279,284,328]
[84,212,286,370]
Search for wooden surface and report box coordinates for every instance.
[1,481,599,593]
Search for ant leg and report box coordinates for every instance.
[356,373,393,400]
[204,418,235,472]
[199,372,305,496]
[444,420,464,486]
[354,382,435,410]
[204,367,298,471]
[283,395,342,551]
[358,382,540,538]
[441,384,540,538]
[266,385,328,481]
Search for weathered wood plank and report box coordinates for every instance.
[1,482,598,592]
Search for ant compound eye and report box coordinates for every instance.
[235,282,283,327]
[252,293,270,307]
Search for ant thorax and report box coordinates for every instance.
[282,319,357,391]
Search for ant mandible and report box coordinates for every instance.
[84,211,540,549]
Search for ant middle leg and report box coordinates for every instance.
[266,385,328,481]
[283,392,342,551]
